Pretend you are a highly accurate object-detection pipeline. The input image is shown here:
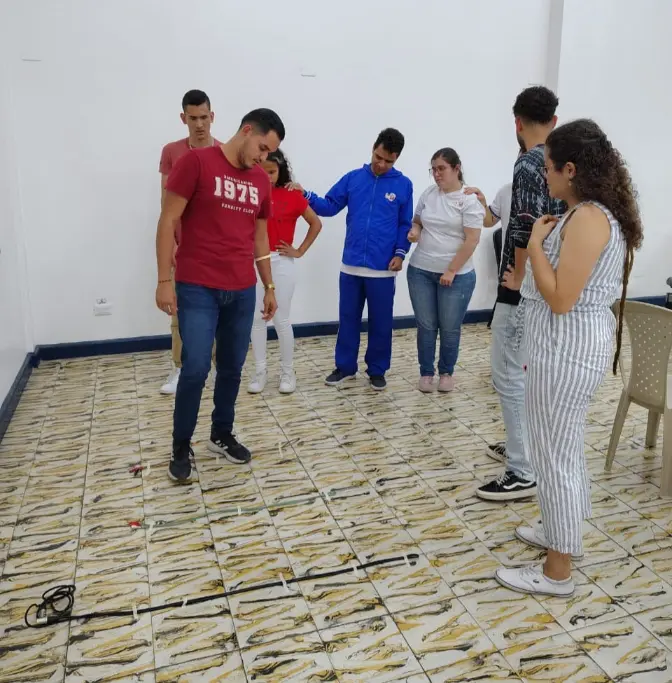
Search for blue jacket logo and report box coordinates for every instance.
[385,193,396,202]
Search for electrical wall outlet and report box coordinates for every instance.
[94,298,113,316]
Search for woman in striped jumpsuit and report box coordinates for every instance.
[495,119,643,597]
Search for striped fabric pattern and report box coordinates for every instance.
[521,202,626,555]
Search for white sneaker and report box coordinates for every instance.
[160,368,180,395]
[495,564,575,597]
[279,370,296,394]
[247,370,267,394]
[495,565,575,598]
[515,523,584,561]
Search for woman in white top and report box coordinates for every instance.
[407,148,485,392]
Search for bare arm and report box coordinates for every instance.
[447,228,481,274]
[528,206,610,314]
[254,219,273,286]
[254,218,278,321]
[408,216,422,242]
[483,209,499,228]
[160,173,168,207]
[155,191,188,314]
[156,191,187,282]
[161,172,179,265]
[296,206,322,256]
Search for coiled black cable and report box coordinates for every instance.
[24,553,419,628]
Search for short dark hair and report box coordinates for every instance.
[182,90,211,111]
[374,128,405,156]
[512,86,559,125]
[431,148,464,182]
[240,108,286,141]
[265,149,293,187]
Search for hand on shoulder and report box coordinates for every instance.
[463,186,486,207]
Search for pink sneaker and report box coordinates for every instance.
[438,374,455,392]
[418,376,436,393]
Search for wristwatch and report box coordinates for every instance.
[265,283,276,291]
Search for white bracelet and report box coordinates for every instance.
[255,254,271,263]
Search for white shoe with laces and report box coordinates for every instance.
[515,523,584,561]
[160,368,180,395]
[279,370,296,394]
[247,370,267,394]
[495,564,575,597]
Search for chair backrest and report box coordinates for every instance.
[615,300,672,410]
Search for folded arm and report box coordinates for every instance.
[528,205,610,314]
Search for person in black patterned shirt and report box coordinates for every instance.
[467,86,566,501]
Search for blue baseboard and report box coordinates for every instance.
[0,294,666,444]
[34,334,174,363]
[28,297,667,365]
[31,308,493,365]
[0,353,34,442]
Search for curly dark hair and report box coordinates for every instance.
[546,118,644,374]
[265,148,293,187]
[513,86,559,124]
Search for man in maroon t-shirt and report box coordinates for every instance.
[158,89,221,395]
[156,108,284,483]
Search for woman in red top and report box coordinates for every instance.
[249,150,322,394]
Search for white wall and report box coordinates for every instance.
[3,0,669,349]
[557,0,672,296]
[0,32,33,405]
[5,0,552,345]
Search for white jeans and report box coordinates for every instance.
[251,253,296,373]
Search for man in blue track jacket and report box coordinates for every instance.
[290,128,413,391]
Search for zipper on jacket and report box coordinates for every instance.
[364,176,377,268]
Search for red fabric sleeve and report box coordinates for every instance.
[294,190,309,217]
[159,144,172,175]
[258,177,273,220]
[165,151,200,201]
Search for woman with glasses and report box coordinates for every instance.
[407,148,485,392]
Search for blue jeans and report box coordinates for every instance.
[491,302,533,480]
[336,272,396,377]
[173,282,255,443]
[407,265,476,376]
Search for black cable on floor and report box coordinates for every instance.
[24,553,419,629]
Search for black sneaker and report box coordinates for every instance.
[476,471,536,501]
[168,440,193,483]
[325,369,356,386]
[486,442,507,463]
[207,431,251,465]
[369,375,387,391]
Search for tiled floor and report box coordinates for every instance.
[0,325,671,682]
